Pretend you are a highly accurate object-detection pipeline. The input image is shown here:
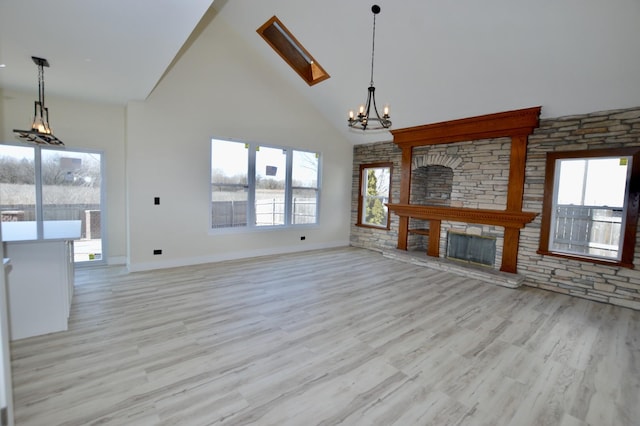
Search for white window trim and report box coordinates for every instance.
[0,142,107,265]
[210,138,321,232]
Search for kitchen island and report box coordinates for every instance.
[2,220,80,340]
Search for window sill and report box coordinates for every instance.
[355,223,390,231]
[209,223,320,236]
[536,249,634,269]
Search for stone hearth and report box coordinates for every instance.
[383,249,524,289]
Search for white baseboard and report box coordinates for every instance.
[107,256,127,266]
[127,240,350,272]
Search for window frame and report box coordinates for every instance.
[538,147,640,268]
[0,142,107,265]
[290,150,321,226]
[210,138,320,231]
[356,162,393,230]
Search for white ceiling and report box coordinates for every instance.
[2,0,639,145]
[0,0,215,104]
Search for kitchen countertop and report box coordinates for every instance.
[1,220,81,243]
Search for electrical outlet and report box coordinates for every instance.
[153,249,162,255]
[300,236,306,241]
[154,197,160,205]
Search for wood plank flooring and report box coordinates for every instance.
[9,247,640,425]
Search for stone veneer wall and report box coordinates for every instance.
[350,106,640,310]
[521,107,640,310]
[351,141,403,252]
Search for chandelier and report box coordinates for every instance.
[347,5,391,131]
[13,56,64,145]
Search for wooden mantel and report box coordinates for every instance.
[387,106,541,273]
[388,205,537,229]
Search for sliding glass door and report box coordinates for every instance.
[0,144,105,264]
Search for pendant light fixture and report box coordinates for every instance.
[347,5,391,131]
[13,56,64,145]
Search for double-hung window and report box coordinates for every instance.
[538,147,640,267]
[356,163,392,229]
[211,139,320,229]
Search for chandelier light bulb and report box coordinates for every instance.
[32,118,43,132]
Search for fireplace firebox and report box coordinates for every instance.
[446,232,496,267]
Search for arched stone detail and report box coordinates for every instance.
[412,153,462,170]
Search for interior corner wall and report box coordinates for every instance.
[0,88,5,138]
[351,106,640,310]
[124,16,353,270]
[0,88,127,265]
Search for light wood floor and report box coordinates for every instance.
[10,247,640,425]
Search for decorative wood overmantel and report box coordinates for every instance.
[387,106,541,273]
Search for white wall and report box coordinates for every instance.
[0,89,127,264]
[125,14,353,269]
[1,9,354,271]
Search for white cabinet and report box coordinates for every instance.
[4,240,75,341]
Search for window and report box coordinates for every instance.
[211,139,320,229]
[538,147,640,267]
[357,163,392,229]
[291,150,321,225]
[0,143,105,263]
[211,140,248,228]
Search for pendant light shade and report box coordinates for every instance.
[13,56,64,145]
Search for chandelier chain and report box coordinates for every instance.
[370,12,376,86]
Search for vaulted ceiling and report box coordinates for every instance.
[1,0,639,144]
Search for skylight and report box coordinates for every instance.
[257,16,330,86]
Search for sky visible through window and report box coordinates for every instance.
[557,157,629,207]
[211,139,318,185]
[0,144,33,160]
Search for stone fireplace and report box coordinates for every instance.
[387,107,541,274]
[353,106,640,307]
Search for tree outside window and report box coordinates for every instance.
[357,163,392,229]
